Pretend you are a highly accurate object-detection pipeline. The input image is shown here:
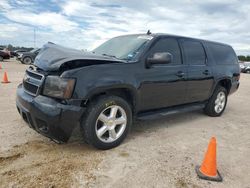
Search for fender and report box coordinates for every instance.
[86,83,137,95]
[85,84,139,107]
[61,59,142,108]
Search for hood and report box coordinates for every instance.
[34,43,125,71]
[21,51,33,55]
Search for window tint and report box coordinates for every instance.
[208,43,237,64]
[182,41,206,65]
[149,38,181,64]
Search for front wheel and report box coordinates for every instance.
[0,56,3,61]
[204,86,228,117]
[81,96,132,150]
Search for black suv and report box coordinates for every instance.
[16,33,240,149]
[17,48,41,64]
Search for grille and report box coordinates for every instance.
[23,69,45,96]
[23,81,39,94]
[26,70,43,80]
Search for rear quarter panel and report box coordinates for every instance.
[203,42,240,96]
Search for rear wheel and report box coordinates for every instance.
[204,86,227,117]
[23,57,32,64]
[81,96,132,150]
[246,69,250,74]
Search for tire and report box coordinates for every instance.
[81,95,132,150]
[204,86,228,117]
[22,57,32,64]
[0,56,3,61]
[246,69,250,74]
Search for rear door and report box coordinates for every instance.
[180,39,214,103]
[139,37,188,110]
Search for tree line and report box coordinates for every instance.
[238,55,250,62]
[0,44,33,52]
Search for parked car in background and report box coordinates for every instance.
[16,33,240,149]
[239,62,250,73]
[11,49,28,57]
[0,50,10,61]
[17,48,41,64]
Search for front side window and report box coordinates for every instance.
[182,40,206,65]
[93,35,153,61]
[34,49,40,54]
[148,38,182,64]
[30,48,38,53]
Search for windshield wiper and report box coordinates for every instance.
[102,53,118,59]
[102,53,130,62]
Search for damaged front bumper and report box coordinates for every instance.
[16,84,85,143]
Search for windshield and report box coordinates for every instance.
[30,48,38,53]
[93,35,153,61]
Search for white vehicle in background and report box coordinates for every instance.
[240,62,250,73]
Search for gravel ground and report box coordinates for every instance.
[0,59,249,188]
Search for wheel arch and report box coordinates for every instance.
[84,85,138,113]
[215,78,232,94]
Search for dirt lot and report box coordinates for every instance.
[0,59,249,188]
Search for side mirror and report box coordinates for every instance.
[146,52,173,67]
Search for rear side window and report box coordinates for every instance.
[182,40,206,65]
[207,43,238,64]
[149,38,182,64]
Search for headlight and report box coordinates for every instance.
[43,76,76,99]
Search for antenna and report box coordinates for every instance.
[147,30,151,35]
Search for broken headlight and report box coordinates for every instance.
[43,76,76,99]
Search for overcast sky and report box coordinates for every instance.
[0,0,250,55]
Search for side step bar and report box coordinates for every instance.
[137,103,206,120]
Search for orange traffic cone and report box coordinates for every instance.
[1,71,10,83]
[196,137,222,182]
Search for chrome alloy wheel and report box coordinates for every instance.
[95,105,127,143]
[214,91,226,113]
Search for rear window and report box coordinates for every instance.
[208,43,238,65]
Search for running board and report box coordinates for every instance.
[137,103,205,120]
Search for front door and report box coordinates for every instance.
[139,37,188,111]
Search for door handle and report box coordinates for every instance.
[176,71,185,77]
[203,70,210,75]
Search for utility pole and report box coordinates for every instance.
[34,28,36,48]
